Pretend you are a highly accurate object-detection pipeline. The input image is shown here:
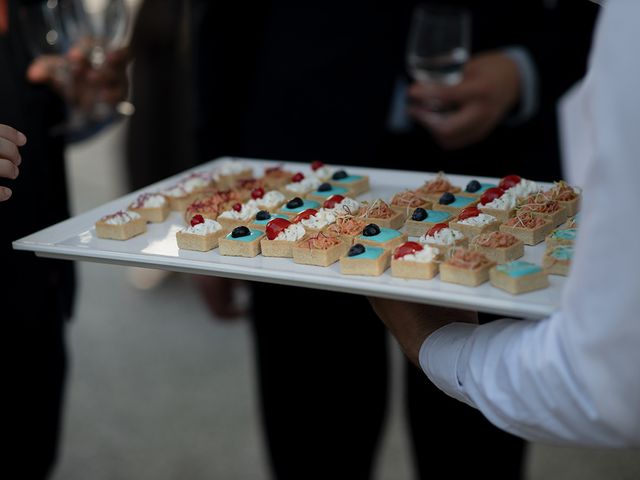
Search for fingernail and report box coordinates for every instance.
[0,187,11,201]
[16,154,22,166]
[13,166,19,179]
[17,131,27,146]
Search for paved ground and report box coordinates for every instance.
[50,122,640,479]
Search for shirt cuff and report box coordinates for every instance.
[502,46,540,126]
[419,322,478,406]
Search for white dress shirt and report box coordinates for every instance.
[419,0,640,447]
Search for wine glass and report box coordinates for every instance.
[406,4,471,113]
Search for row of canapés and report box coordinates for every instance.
[93,160,579,295]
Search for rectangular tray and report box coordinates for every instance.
[13,157,564,319]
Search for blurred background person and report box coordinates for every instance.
[1,0,129,477]
[0,123,26,201]
[190,1,597,479]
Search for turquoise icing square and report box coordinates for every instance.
[334,175,363,184]
[550,246,573,261]
[448,196,477,208]
[497,261,542,278]
[417,210,451,224]
[349,246,385,260]
[310,186,348,197]
[226,229,263,242]
[281,200,321,214]
[356,227,402,244]
[550,228,577,240]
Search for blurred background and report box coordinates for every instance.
[21,0,640,478]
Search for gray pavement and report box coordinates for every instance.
[51,122,640,479]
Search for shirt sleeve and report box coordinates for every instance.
[419,1,640,448]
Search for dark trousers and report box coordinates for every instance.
[251,283,523,479]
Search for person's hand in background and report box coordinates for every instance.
[368,297,477,367]
[193,276,249,320]
[26,46,129,117]
[0,124,27,201]
[408,51,521,150]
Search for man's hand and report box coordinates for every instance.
[368,297,477,367]
[408,51,521,150]
[26,46,129,114]
[0,124,27,201]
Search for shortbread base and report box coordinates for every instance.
[130,204,170,223]
[260,237,306,258]
[340,250,391,276]
[499,221,553,246]
[218,234,264,257]
[359,233,408,251]
[448,220,499,239]
[390,259,439,280]
[478,206,515,222]
[489,268,550,294]
[176,230,224,251]
[291,242,347,267]
[471,240,524,264]
[95,218,147,240]
[439,261,494,287]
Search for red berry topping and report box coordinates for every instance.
[480,187,505,205]
[311,160,325,171]
[292,172,305,183]
[499,175,521,190]
[458,207,481,221]
[190,214,205,227]
[266,218,292,240]
[251,187,265,200]
[292,208,318,223]
[394,241,424,260]
[323,195,345,209]
[232,203,242,212]
[427,223,448,237]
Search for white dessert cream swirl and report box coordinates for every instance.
[219,203,259,220]
[331,198,360,215]
[285,176,321,194]
[399,245,439,263]
[102,211,141,225]
[181,173,211,193]
[214,160,250,177]
[312,165,333,182]
[507,179,540,198]
[482,191,517,210]
[420,228,464,246]
[163,184,188,198]
[300,209,336,230]
[256,190,286,209]
[184,219,222,235]
[131,193,166,209]
[457,213,497,226]
[275,223,306,241]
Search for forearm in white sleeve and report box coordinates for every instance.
[419,1,640,447]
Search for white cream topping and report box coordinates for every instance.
[215,160,251,177]
[312,166,333,182]
[457,213,498,226]
[103,211,141,225]
[331,198,360,215]
[275,223,306,241]
[508,178,540,198]
[219,203,259,220]
[399,245,439,263]
[482,191,517,210]
[300,208,336,230]
[183,219,222,235]
[256,190,286,209]
[285,176,321,194]
[181,173,211,193]
[131,193,166,209]
[163,184,188,197]
[420,228,465,246]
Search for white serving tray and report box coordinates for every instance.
[13,157,564,319]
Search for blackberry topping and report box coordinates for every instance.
[363,223,381,237]
[318,182,332,192]
[465,180,481,193]
[286,197,304,209]
[411,208,428,221]
[439,192,456,205]
[256,210,271,221]
[231,226,251,238]
[332,170,348,180]
[348,244,366,257]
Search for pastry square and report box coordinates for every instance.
[308,161,334,182]
[324,215,367,246]
[252,189,287,212]
[477,188,518,222]
[277,197,321,216]
[499,213,554,246]
[214,160,253,190]
[432,193,479,216]
[262,165,295,190]
[295,208,337,233]
[542,245,573,276]
[260,219,307,258]
[218,227,265,257]
[389,190,432,219]
[162,184,193,212]
[306,183,350,203]
[358,199,405,230]
[184,190,243,222]
[328,170,370,196]
[95,211,147,240]
[281,172,322,198]
[546,228,577,248]
[356,224,407,251]
[390,242,440,280]
[176,218,224,251]
[448,207,500,238]
[340,244,390,276]
[498,175,541,199]
[403,209,452,237]
[470,231,524,264]
[292,234,348,267]
[518,195,568,227]
[439,249,495,287]
[415,172,461,202]
[490,261,549,294]
[321,195,361,217]
[128,193,170,223]
[217,202,259,230]
[545,180,581,217]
